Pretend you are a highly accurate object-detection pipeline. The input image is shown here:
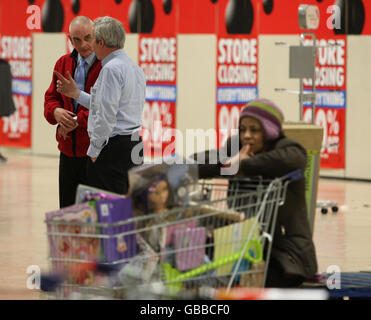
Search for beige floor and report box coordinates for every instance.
[0,150,370,300]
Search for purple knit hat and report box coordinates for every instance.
[239,98,284,141]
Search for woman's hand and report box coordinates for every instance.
[239,144,254,161]
[222,144,255,176]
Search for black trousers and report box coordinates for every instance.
[86,133,143,195]
[59,153,89,208]
[265,258,305,288]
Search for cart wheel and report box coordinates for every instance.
[321,208,328,214]
[331,206,339,213]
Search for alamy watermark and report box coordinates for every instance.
[130,124,240,176]
[326,5,341,30]
[26,265,41,290]
[25,5,342,31]
[26,5,41,30]
[26,264,343,291]
[326,265,341,290]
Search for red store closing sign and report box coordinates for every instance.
[303,35,347,169]
[216,35,258,149]
[0,34,33,148]
[138,35,177,158]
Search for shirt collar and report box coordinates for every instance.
[78,52,96,67]
[102,49,125,67]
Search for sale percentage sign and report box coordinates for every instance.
[327,110,339,135]
[161,102,173,126]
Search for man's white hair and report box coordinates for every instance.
[94,16,126,49]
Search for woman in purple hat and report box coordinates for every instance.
[195,98,318,288]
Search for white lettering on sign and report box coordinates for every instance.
[303,66,344,87]
[9,60,32,78]
[218,38,257,64]
[2,95,30,137]
[141,63,175,82]
[0,36,32,60]
[217,38,257,85]
[317,39,345,66]
[139,37,176,63]
[302,39,345,88]
[217,65,256,84]
[218,105,241,147]
[139,37,176,82]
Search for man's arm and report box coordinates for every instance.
[44,61,77,128]
[87,68,122,159]
[54,70,91,109]
[44,61,66,125]
[240,139,307,177]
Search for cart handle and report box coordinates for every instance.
[162,238,262,284]
[285,169,304,182]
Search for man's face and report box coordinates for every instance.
[69,23,94,58]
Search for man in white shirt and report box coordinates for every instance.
[55,16,145,194]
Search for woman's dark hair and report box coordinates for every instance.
[131,174,174,214]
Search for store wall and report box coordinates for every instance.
[32,33,65,156]
[176,34,217,157]
[258,35,301,122]
[344,36,371,180]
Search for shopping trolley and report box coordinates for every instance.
[43,170,302,300]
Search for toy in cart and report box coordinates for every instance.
[43,164,298,299]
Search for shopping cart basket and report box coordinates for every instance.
[43,170,302,299]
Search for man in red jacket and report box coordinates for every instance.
[44,16,102,208]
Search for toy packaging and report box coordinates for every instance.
[95,197,138,263]
[213,217,259,276]
[128,160,199,215]
[46,202,100,262]
[45,202,101,288]
[173,226,206,271]
[159,220,198,265]
[75,184,124,204]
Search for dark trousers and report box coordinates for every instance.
[265,258,305,288]
[86,133,143,195]
[59,153,89,208]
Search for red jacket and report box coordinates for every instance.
[44,49,102,157]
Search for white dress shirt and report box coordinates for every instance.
[77,49,146,158]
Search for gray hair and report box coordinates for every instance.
[94,16,126,49]
[69,16,93,33]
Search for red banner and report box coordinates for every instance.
[303,35,346,169]
[216,35,258,148]
[0,34,32,148]
[138,35,177,158]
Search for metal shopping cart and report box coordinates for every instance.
[43,170,301,300]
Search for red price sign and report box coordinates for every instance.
[216,105,242,148]
[141,100,176,157]
[303,106,345,169]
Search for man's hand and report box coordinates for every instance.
[54,70,81,100]
[90,157,97,163]
[53,108,77,129]
[57,125,70,140]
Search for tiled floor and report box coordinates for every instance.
[0,151,370,299]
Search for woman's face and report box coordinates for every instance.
[239,117,265,154]
[148,180,169,212]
